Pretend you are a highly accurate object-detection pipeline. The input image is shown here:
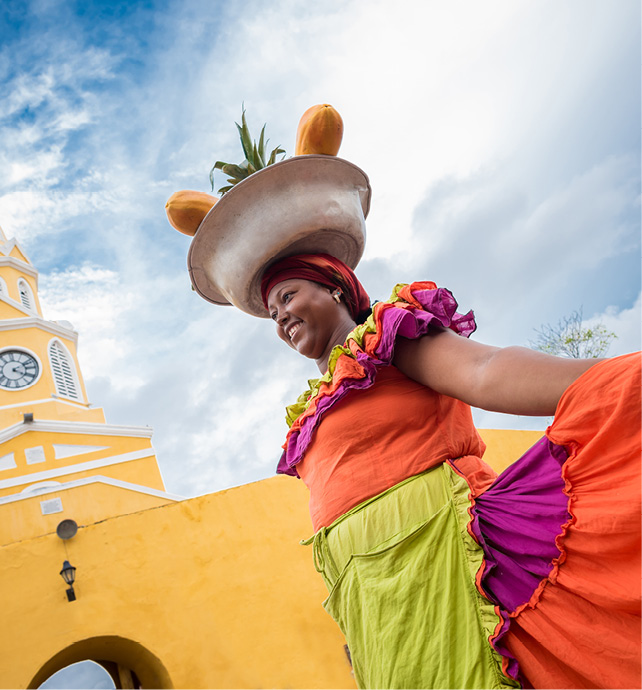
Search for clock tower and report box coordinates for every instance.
[0,225,92,423]
[0,226,180,545]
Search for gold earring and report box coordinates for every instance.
[333,292,341,304]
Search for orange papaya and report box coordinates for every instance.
[294,104,343,156]
[165,190,218,236]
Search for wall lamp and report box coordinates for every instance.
[60,560,77,602]
[56,519,79,603]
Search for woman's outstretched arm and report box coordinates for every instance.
[393,327,604,416]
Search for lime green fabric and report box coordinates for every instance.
[306,464,519,689]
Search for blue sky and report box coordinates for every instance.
[2,0,639,493]
[1,1,640,681]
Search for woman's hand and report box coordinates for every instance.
[393,328,604,416]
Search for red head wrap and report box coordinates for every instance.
[261,253,371,322]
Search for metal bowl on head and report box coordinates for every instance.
[187,155,371,318]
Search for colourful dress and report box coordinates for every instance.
[277,282,641,689]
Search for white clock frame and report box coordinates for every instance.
[0,346,43,391]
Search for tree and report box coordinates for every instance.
[530,308,617,359]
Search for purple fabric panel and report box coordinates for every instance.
[470,436,569,614]
[373,288,476,362]
[276,286,476,475]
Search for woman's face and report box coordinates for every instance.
[267,278,356,370]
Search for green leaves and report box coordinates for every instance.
[530,308,617,358]
[210,106,286,195]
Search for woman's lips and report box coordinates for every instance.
[287,321,303,340]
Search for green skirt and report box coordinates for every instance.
[306,463,518,689]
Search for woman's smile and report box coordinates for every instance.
[287,321,303,340]
[267,278,357,372]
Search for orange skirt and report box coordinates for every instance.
[503,353,641,689]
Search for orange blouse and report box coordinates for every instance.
[297,364,493,530]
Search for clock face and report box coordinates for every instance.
[0,350,40,390]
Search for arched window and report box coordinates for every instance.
[18,278,34,311]
[48,340,81,401]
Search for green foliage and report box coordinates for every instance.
[209,106,286,195]
[530,308,617,359]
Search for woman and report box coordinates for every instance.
[261,254,641,690]
[186,155,640,689]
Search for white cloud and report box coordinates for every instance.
[38,265,139,389]
[588,294,642,357]
[0,0,639,500]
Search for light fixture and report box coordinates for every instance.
[60,560,77,602]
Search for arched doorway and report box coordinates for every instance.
[29,636,173,689]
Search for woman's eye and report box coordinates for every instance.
[283,292,292,302]
[270,311,277,321]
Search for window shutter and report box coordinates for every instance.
[49,341,80,400]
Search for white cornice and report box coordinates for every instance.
[0,397,93,412]
[0,475,183,505]
[0,316,78,343]
[0,419,154,445]
[0,448,159,489]
[0,255,37,279]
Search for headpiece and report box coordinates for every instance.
[261,253,371,321]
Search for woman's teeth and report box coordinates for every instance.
[288,323,302,339]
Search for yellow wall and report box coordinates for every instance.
[479,428,544,473]
[0,401,106,429]
[0,480,175,546]
[0,433,165,499]
[1,476,356,690]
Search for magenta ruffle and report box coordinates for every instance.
[451,437,571,683]
[276,285,476,476]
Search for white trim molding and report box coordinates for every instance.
[0,254,38,279]
[0,474,183,505]
[0,453,16,470]
[0,419,154,445]
[0,397,93,412]
[0,317,78,343]
[0,448,159,490]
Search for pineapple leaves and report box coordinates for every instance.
[258,124,266,161]
[210,105,286,194]
[267,146,285,166]
[253,142,265,169]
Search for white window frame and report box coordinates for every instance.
[48,339,83,402]
[17,278,35,312]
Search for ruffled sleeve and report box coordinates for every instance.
[277,281,476,476]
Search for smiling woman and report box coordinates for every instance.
[183,147,641,689]
[267,279,351,364]
[263,253,371,369]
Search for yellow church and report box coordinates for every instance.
[0,226,542,688]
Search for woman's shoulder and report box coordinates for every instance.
[284,281,476,427]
